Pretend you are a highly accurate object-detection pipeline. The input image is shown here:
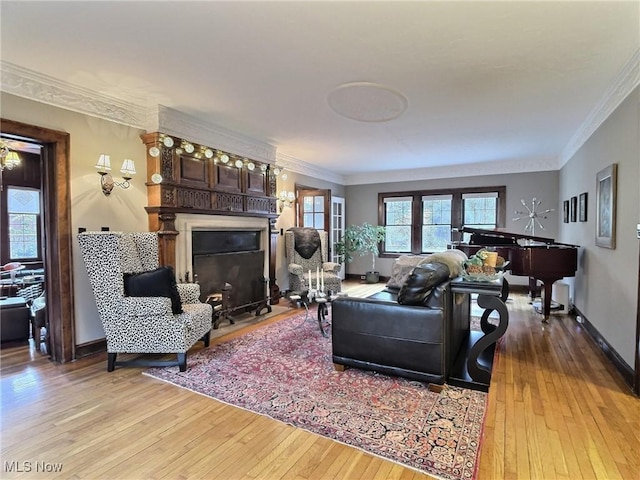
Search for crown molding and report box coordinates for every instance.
[560,48,640,166]
[343,156,559,185]
[275,152,345,185]
[0,61,149,128]
[0,61,277,164]
[149,105,276,164]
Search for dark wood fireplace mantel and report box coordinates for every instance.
[141,132,281,303]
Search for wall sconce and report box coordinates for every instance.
[95,154,136,196]
[279,190,295,212]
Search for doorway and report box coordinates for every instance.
[0,119,75,363]
[295,186,345,278]
[331,196,345,279]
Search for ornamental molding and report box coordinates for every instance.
[1,61,277,164]
[1,61,149,127]
[560,48,640,166]
[275,152,345,185]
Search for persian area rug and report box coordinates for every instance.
[144,310,487,480]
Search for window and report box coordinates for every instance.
[298,187,330,229]
[422,195,452,251]
[7,187,41,260]
[462,192,498,242]
[383,197,412,252]
[379,187,505,255]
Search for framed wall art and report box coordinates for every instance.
[563,200,569,223]
[579,192,588,222]
[595,163,617,248]
[570,196,577,222]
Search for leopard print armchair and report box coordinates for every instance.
[78,232,212,372]
[285,228,342,296]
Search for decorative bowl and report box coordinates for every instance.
[461,271,504,282]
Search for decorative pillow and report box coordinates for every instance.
[123,266,183,314]
[397,262,450,306]
[386,255,428,289]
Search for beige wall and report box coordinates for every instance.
[2,93,149,343]
[558,86,639,368]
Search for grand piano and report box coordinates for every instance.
[457,227,578,321]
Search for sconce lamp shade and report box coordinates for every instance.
[95,154,135,196]
[278,190,295,213]
[280,190,295,202]
[95,154,112,172]
[120,159,136,178]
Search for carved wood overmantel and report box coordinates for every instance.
[141,132,281,303]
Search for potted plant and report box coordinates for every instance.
[334,223,386,283]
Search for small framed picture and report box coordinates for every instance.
[596,163,617,249]
[563,200,569,223]
[570,196,577,222]
[579,192,588,222]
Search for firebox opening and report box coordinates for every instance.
[191,230,266,313]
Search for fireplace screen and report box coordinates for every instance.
[193,251,265,310]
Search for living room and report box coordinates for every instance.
[0,1,638,478]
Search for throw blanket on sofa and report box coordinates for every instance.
[289,227,321,259]
[386,249,468,289]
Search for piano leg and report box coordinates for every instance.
[528,277,538,302]
[539,281,558,322]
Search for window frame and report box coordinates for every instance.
[378,186,506,257]
[5,185,43,262]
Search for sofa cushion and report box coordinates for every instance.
[123,266,183,314]
[386,255,428,289]
[397,262,450,306]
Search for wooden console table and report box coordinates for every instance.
[448,276,509,392]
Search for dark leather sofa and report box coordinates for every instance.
[331,280,470,384]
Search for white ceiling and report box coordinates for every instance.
[1,1,639,184]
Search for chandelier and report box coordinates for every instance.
[0,139,22,191]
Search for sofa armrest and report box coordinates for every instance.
[332,296,449,383]
[332,297,446,339]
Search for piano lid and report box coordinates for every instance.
[461,226,556,245]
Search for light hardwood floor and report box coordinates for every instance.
[1,282,638,479]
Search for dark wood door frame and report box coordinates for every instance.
[295,186,331,231]
[1,118,75,363]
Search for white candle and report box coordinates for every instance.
[309,269,313,289]
[321,269,325,292]
[316,267,319,291]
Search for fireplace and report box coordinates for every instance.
[174,214,272,316]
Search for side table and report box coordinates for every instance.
[448,276,509,391]
[289,290,341,337]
